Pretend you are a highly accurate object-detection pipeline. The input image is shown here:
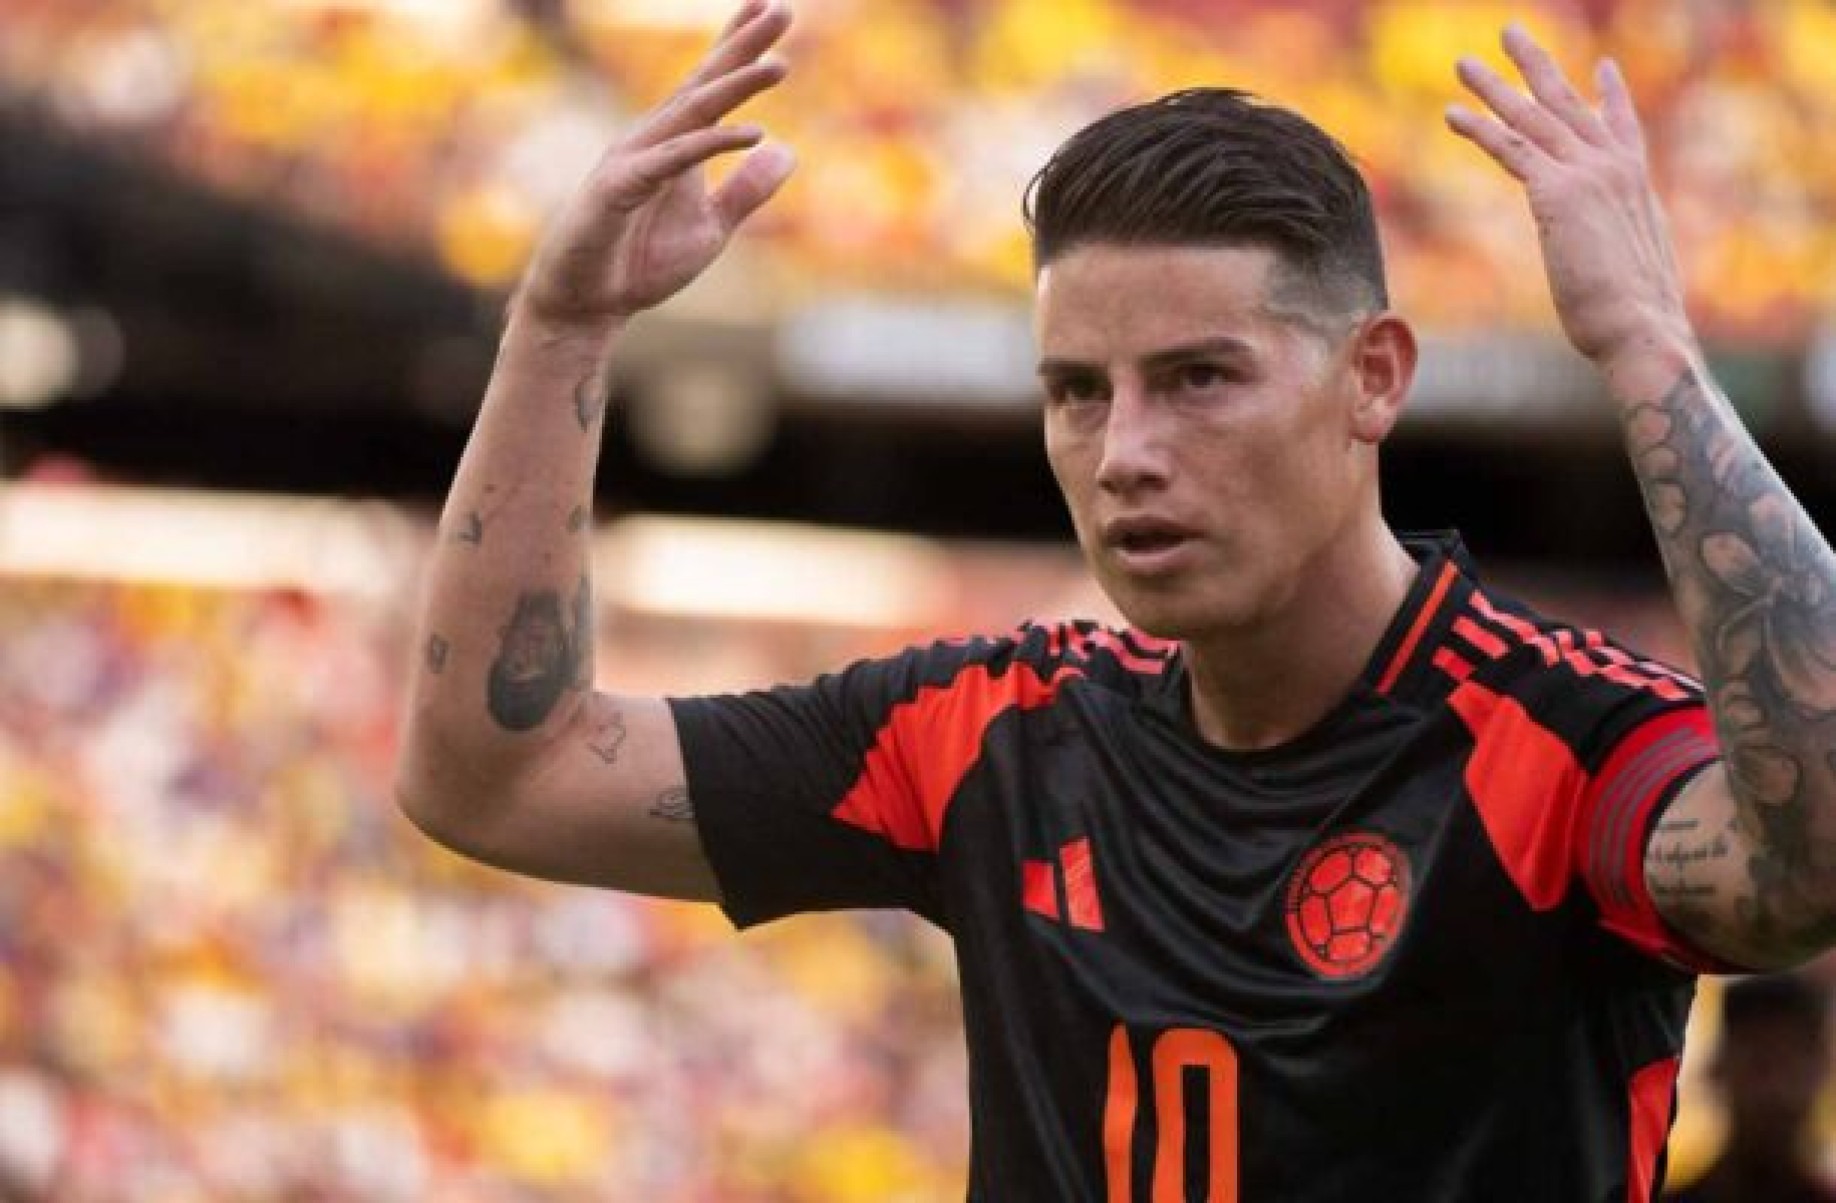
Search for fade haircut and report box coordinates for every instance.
[1024,88,1389,323]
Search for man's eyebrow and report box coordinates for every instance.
[1037,337,1257,376]
[1139,337,1257,369]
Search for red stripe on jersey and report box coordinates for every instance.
[1066,625,1175,675]
[1470,590,1558,665]
[1453,615,1509,660]
[1432,646,1475,682]
[1582,707,1720,964]
[1023,859,1060,920]
[1447,681,1586,911]
[1626,1055,1680,1203]
[831,661,1081,852]
[1473,591,1691,699]
[1062,837,1106,932]
[1591,643,1704,692]
[1375,560,1460,694]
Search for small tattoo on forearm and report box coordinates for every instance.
[425,634,450,674]
[574,369,608,431]
[455,511,484,545]
[568,505,588,534]
[649,787,694,823]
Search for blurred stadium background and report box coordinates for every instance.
[0,0,1832,1197]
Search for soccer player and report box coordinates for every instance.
[1665,975,1836,1203]
[395,3,1836,1197]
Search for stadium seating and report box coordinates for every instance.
[0,0,1832,339]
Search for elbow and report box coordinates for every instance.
[392,726,499,862]
[392,761,469,857]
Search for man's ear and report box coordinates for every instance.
[1347,313,1417,445]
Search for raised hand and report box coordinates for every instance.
[519,0,796,326]
[1446,24,1694,370]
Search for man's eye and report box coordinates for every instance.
[1046,377,1108,404]
[1175,363,1229,391]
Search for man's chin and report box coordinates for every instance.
[1103,578,1264,642]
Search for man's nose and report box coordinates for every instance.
[1095,385,1170,494]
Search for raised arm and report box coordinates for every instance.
[1448,26,1836,968]
[394,1,796,900]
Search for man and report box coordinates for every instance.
[1667,974,1836,1202]
[395,3,1836,1197]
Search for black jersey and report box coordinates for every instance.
[669,533,1725,1202]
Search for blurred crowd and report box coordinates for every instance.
[1,0,1833,341]
[0,526,1828,1198]
[0,576,972,1200]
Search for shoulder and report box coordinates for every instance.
[837,619,1178,710]
[1451,584,1703,762]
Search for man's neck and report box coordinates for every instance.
[1182,525,1419,751]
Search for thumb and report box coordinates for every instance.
[713,141,797,232]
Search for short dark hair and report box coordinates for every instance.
[1721,973,1828,1044]
[1023,88,1388,319]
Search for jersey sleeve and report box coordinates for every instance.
[1572,689,1725,970]
[668,629,1068,930]
[1448,634,1725,971]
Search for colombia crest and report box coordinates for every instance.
[1284,831,1412,979]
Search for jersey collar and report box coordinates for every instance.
[1143,529,1479,729]
[1358,529,1478,707]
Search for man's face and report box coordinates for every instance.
[1036,243,1376,641]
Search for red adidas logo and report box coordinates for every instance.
[1023,837,1106,932]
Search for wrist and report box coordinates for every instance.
[504,297,631,349]
[1593,320,1703,406]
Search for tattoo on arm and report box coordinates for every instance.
[450,483,519,547]
[574,368,609,432]
[568,505,589,534]
[1627,367,1836,955]
[454,512,484,545]
[425,634,450,675]
[584,696,627,765]
[485,574,593,731]
[649,787,694,823]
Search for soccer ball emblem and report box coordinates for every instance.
[1284,832,1412,979]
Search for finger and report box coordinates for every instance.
[1594,58,1648,154]
[1455,55,1569,158]
[683,0,793,93]
[1444,103,1538,181]
[604,125,765,209]
[713,141,797,231]
[633,58,787,150]
[1500,23,1609,147]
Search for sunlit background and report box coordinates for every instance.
[2,0,1834,1198]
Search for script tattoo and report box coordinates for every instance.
[649,787,694,824]
[1628,368,1836,958]
[486,574,593,731]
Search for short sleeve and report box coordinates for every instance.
[1575,703,1724,969]
[1447,651,1722,971]
[669,631,1063,930]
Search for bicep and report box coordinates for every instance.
[1643,761,1783,969]
[408,691,721,902]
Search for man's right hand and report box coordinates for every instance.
[518,0,796,326]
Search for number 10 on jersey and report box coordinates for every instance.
[1105,1024,1241,1202]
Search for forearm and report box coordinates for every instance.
[401,304,623,800]
[1612,334,1836,954]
